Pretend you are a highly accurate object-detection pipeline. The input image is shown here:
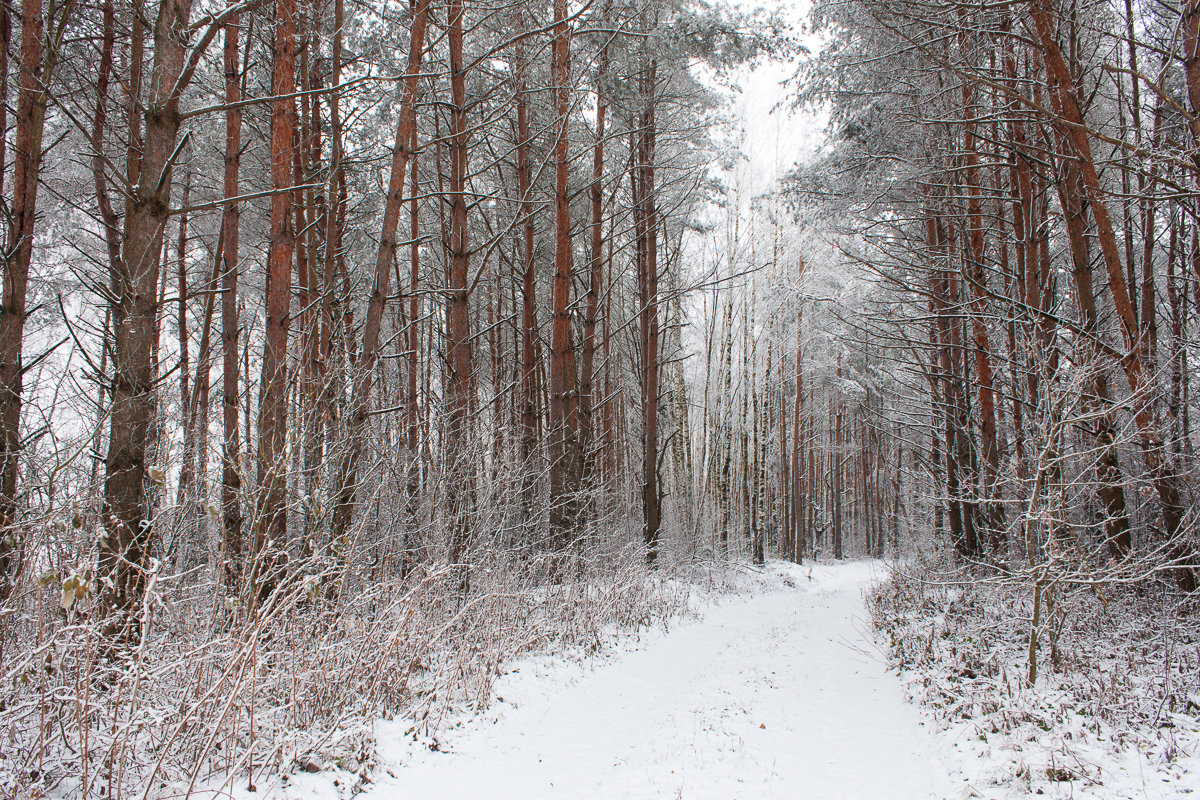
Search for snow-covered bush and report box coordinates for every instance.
[1,544,688,799]
[869,562,1200,792]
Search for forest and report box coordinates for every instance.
[1,0,1199,793]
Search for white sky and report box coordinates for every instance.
[720,0,827,199]
[724,59,826,198]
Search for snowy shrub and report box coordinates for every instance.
[0,544,689,799]
[868,561,1200,792]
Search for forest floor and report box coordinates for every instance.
[234,560,1200,800]
[273,560,956,799]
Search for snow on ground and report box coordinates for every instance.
[870,571,1200,800]
[242,560,1200,800]
[331,560,957,800]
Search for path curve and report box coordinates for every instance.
[366,561,954,800]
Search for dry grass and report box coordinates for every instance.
[1,542,690,799]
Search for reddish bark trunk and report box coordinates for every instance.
[0,0,53,598]
[1053,143,1132,558]
[1032,0,1191,586]
[175,174,193,510]
[548,0,581,547]
[513,20,538,508]
[1183,0,1200,169]
[927,209,975,558]
[957,47,1003,545]
[253,0,298,601]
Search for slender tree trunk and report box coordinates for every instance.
[958,43,1003,546]
[320,0,343,439]
[295,21,318,530]
[579,9,609,504]
[220,11,244,593]
[1053,146,1132,557]
[792,257,804,562]
[547,0,581,551]
[254,0,298,601]
[0,0,59,599]
[636,56,661,564]
[832,376,844,560]
[406,122,422,528]
[513,20,538,514]
[175,173,194,513]
[101,0,206,634]
[329,0,430,554]
[718,289,732,556]
[90,0,120,275]
[1182,0,1200,175]
[1032,0,1192,587]
[927,210,970,556]
[445,0,473,589]
[1002,36,1033,485]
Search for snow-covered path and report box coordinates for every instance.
[365,561,954,800]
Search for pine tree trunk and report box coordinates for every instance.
[101,0,205,634]
[957,44,1003,547]
[514,21,538,509]
[0,0,57,599]
[220,10,244,593]
[445,0,473,589]
[637,56,661,564]
[1032,0,1191,587]
[175,174,194,517]
[579,11,609,502]
[253,0,298,601]
[1054,145,1132,558]
[329,0,430,556]
[548,0,581,551]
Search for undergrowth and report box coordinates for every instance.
[1,545,690,799]
[868,561,1200,790]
